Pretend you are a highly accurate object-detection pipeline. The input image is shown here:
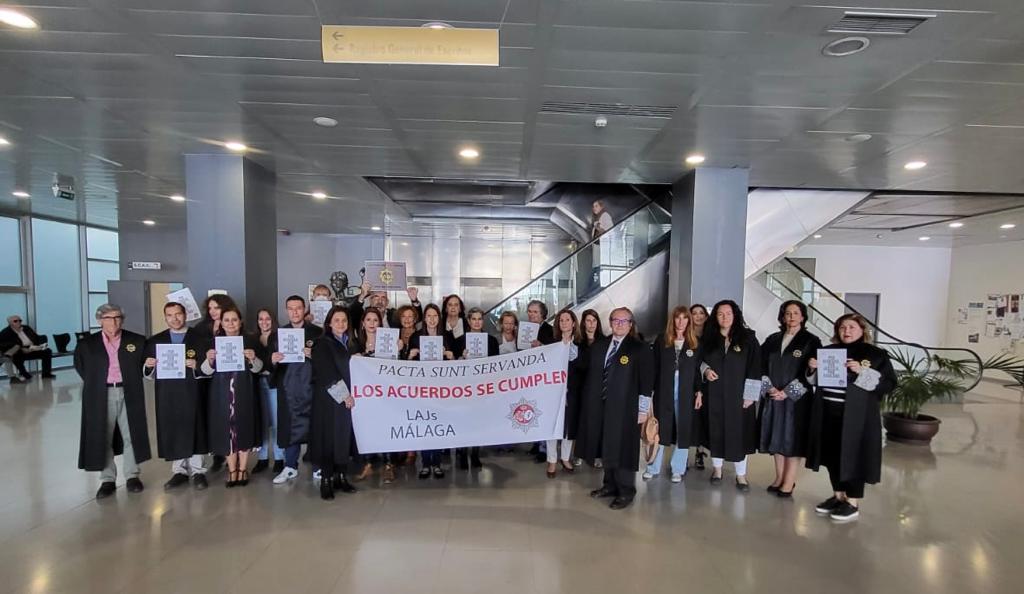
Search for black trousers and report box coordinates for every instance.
[822,400,865,499]
[602,467,637,499]
[12,349,52,377]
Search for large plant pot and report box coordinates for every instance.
[883,412,941,445]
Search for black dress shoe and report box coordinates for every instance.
[252,459,269,474]
[777,484,796,498]
[193,474,208,490]
[767,485,781,494]
[337,476,357,494]
[609,497,633,510]
[210,456,225,473]
[432,465,445,479]
[126,477,145,493]
[272,460,284,474]
[96,482,116,499]
[163,473,190,490]
[418,467,431,479]
[320,477,335,500]
[709,473,723,485]
[735,478,750,493]
[590,486,616,499]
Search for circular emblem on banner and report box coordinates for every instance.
[186,349,196,359]
[379,268,395,286]
[507,397,542,434]
[619,355,629,365]
[125,343,136,353]
[733,345,742,352]
[793,350,803,358]
[685,349,694,358]
[861,359,872,369]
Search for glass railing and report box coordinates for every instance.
[485,202,672,329]
[758,257,984,391]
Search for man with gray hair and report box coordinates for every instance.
[74,304,151,499]
[0,314,55,382]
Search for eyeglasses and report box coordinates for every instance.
[610,318,632,325]
[10,319,21,323]
[100,315,123,321]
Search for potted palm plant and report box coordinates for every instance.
[881,349,970,445]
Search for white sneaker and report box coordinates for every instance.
[642,471,655,480]
[312,469,322,481]
[670,473,683,483]
[273,467,299,484]
[594,459,603,469]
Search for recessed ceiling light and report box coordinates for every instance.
[169,194,185,202]
[422,21,453,29]
[918,236,930,241]
[224,141,248,152]
[371,225,382,231]
[458,147,480,159]
[0,136,10,146]
[12,190,29,198]
[142,219,156,226]
[844,133,873,143]
[0,8,39,29]
[904,160,927,170]
[1000,223,1016,229]
[823,36,870,57]
[313,116,338,128]
[813,234,823,239]
[948,222,963,228]
[400,242,409,247]
[312,191,327,200]
[685,154,706,165]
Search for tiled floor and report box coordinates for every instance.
[0,372,1021,594]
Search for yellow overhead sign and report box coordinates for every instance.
[321,26,499,66]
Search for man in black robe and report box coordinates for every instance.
[263,295,319,483]
[144,302,209,490]
[75,303,150,499]
[350,284,422,328]
[578,307,654,510]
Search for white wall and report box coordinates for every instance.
[790,244,951,346]
[944,239,1024,361]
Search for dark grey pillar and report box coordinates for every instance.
[668,167,749,310]
[185,155,277,324]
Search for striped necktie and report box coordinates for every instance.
[602,340,621,399]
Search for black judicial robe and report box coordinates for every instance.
[701,330,761,462]
[309,334,360,470]
[75,331,151,471]
[805,341,896,485]
[576,335,654,472]
[537,322,557,346]
[145,329,208,460]
[758,329,821,457]
[267,323,319,448]
[200,334,262,455]
[563,340,589,440]
[652,336,703,448]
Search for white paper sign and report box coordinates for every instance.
[817,348,848,388]
[166,287,201,322]
[419,335,444,361]
[310,300,333,326]
[155,343,186,379]
[215,336,245,372]
[364,260,407,291]
[374,327,400,359]
[277,328,305,363]
[466,332,488,359]
[517,321,540,350]
[350,342,570,453]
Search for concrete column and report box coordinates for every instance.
[185,155,277,324]
[668,167,749,309]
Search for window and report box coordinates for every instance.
[0,216,21,286]
[31,219,83,350]
[85,226,119,331]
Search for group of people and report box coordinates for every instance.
[71,282,896,521]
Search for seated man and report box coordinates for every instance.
[0,315,55,382]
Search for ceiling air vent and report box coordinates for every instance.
[827,11,934,35]
[540,101,677,119]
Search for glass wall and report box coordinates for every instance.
[31,219,84,350]
[85,228,119,330]
[0,216,21,286]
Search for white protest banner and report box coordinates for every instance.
[817,348,848,388]
[374,327,400,359]
[166,287,201,322]
[277,328,305,363]
[517,321,539,350]
[155,344,186,379]
[215,336,245,372]
[350,342,569,453]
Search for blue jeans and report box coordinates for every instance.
[258,378,284,461]
[647,445,689,476]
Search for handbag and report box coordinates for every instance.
[641,414,660,464]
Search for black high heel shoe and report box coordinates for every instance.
[320,476,335,500]
[238,470,249,487]
[226,469,239,488]
[777,483,796,498]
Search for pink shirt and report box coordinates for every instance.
[102,332,123,384]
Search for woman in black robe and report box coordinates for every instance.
[408,303,454,479]
[689,304,711,470]
[643,305,702,483]
[544,309,587,478]
[309,306,360,500]
[192,293,238,474]
[759,300,821,497]
[806,313,896,522]
[453,307,499,471]
[198,306,262,488]
[700,300,761,491]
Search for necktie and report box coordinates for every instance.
[604,340,621,369]
[602,340,620,400]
